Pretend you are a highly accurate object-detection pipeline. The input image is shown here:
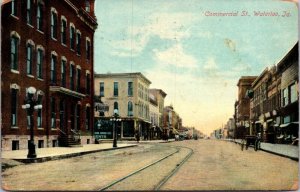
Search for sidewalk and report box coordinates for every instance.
[228,139,299,160]
[1,143,137,163]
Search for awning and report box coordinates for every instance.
[280,122,299,128]
[50,86,85,99]
[274,124,279,127]
[266,119,273,123]
[255,121,261,124]
[280,123,290,128]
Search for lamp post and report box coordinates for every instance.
[22,87,44,158]
[110,109,121,148]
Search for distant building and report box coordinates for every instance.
[163,105,182,139]
[94,73,151,140]
[1,0,97,150]
[149,89,167,140]
[234,76,257,139]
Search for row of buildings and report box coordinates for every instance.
[1,0,184,150]
[215,42,298,144]
[93,73,183,142]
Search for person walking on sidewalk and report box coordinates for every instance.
[135,130,140,143]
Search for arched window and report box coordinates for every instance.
[114,102,118,114]
[85,1,90,12]
[128,101,133,116]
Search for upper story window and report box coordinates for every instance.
[26,0,32,25]
[86,38,91,60]
[36,48,43,79]
[51,9,58,39]
[290,83,298,103]
[114,102,119,111]
[76,30,81,55]
[128,101,133,116]
[50,53,57,84]
[128,82,133,96]
[86,72,91,95]
[26,43,34,75]
[100,82,104,96]
[113,82,118,97]
[11,0,18,16]
[85,1,90,12]
[282,88,288,107]
[76,67,81,92]
[70,63,75,90]
[61,58,66,87]
[37,3,43,31]
[61,17,67,45]
[11,35,19,71]
[70,24,75,50]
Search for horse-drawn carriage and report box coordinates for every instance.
[241,134,261,151]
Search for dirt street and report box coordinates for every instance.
[1,140,298,191]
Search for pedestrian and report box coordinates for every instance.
[135,131,140,143]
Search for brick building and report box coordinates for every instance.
[163,105,182,139]
[234,76,257,138]
[1,0,97,150]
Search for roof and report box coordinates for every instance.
[95,72,152,85]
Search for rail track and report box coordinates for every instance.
[98,145,194,191]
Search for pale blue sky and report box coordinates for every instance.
[94,0,298,135]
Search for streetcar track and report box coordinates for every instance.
[97,145,194,191]
[154,146,194,190]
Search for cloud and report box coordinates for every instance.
[203,57,218,70]
[110,12,201,57]
[153,44,198,68]
[198,31,212,39]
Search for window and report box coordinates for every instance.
[86,39,90,60]
[290,83,298,103]
[76,68,81,92]
[86,106,90,130]
[26,0,32,25]
[12,140,19,150]
[128,82,133,96]
[11,36,19,70]
[70,25,75,49]
[86,73,90,95]
[26,44,33,75]
[11,0,17,16]
[85,0,90,12]
[38,140,44,148]
[114,102,119,111]
[37,3,43,31]
[11,88,18,126]
[113,82,118,97]
[76,31,81,54]
[282,88,288,107]
[61,59,66,87]
[50,54,57,83]
[100,82,104,96]
[128,101,133,116]
[37,48,43,78]
[50,97,56,128]
[70,64,75,90]
[61,18,67,45]
[37,109,42,128]
[51,10,57,39]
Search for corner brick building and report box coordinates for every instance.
[1,0,97,150]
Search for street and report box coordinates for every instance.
[2,140,298,191]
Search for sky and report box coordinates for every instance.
[93,0,298,136]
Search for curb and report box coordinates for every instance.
[12,145,138,164]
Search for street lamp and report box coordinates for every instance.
[22,87,44,158]
[110,109,121,147]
